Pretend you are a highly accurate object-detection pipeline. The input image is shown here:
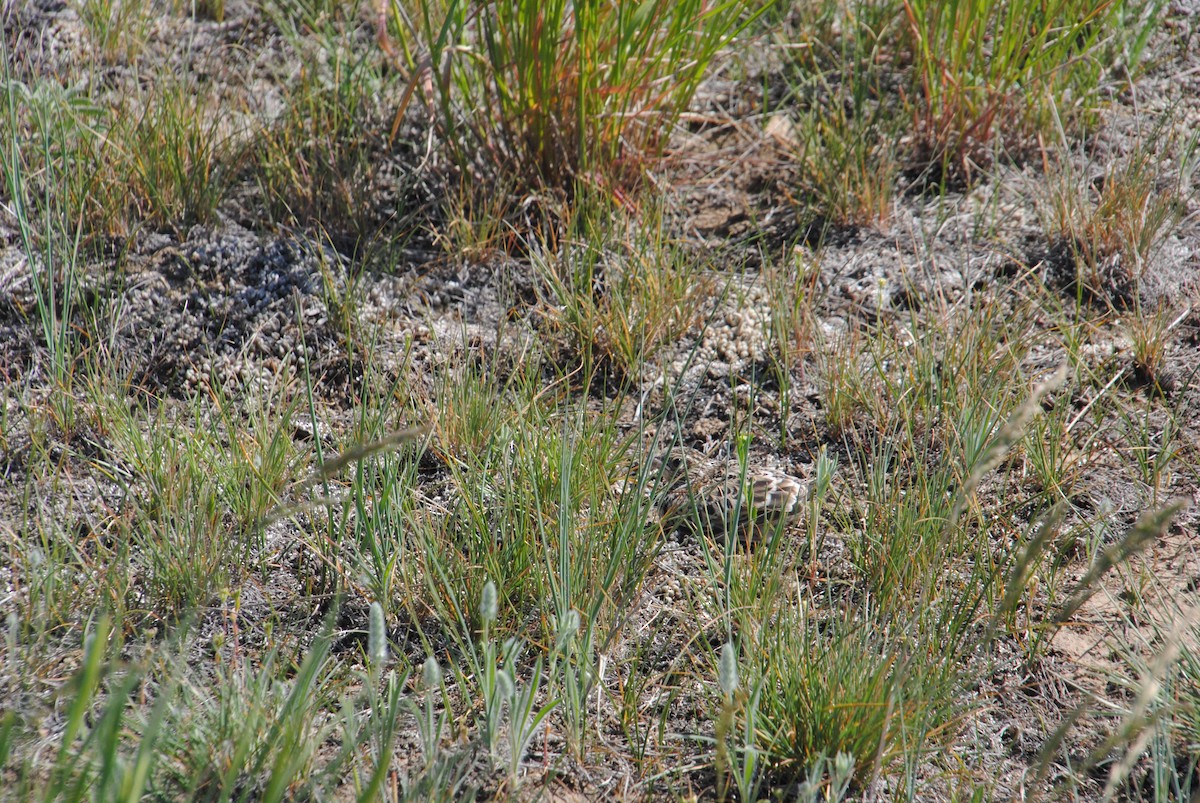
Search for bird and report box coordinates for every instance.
[630,446,807,540]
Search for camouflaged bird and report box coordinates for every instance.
[638,447,807,538]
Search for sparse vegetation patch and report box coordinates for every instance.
[1,0,1199,800]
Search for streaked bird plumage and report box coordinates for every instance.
[637,447,806,538]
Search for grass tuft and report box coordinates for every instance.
[383,0,761,222]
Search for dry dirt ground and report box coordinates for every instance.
[4,1,1200,800]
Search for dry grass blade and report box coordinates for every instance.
[1052,500,1187,627]
[256,424,432,528]
[949,362,1068,528]
[1029,700,1092,799]
[987,502,1067,638]
[1099,608,1199,800]
[305,423,433,484]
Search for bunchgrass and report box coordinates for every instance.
[2,70,87,427]
[254,0,402,250]
[117,74,240,234]
[779,0,903,226]
[776,0,1166,229]
[897,0,1150,182]
[384,0,761,220]
[1038,111,1196,305]
[75,0,153,64]
[534,205,716,380]
[3,62,242,242]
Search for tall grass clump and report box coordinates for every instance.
[255,0,406,250]
[2,71,89,432]
[535,207,715,380]
[898,0,1164,184]
[118,74,242,233]
[384,0,760,213]
[777,0,903,228]
[75,0,154,63]
[3,66,240,242]
[1039,114,1196,304]
[780,0,1164,205]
